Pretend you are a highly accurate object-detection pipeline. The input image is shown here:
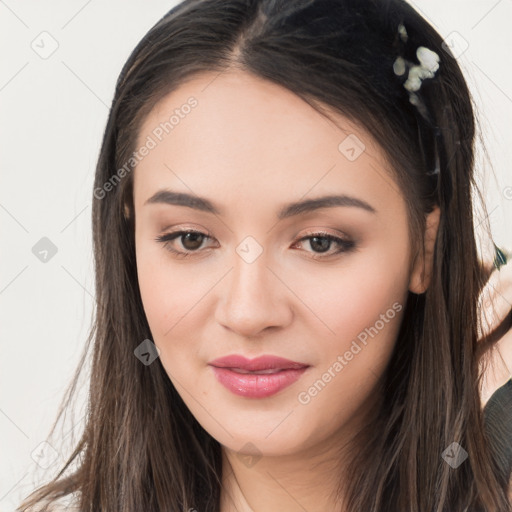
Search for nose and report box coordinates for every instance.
[214,245,293,338]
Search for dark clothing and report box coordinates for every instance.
[483,377,512,484]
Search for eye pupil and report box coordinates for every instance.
[158,231,351,259]
[182,232,204,250]
[310,236,331,253]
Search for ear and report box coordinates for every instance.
[409,206,441,294]
[123,202,132,220]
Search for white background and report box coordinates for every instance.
[1,1,511,510]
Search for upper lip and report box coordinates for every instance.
[209,354,309,371]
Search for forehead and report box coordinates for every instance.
[133,69,403,216]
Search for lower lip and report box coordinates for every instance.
[210,366,308,398]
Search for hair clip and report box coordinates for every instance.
[393,24,440,120]
[393,23,441,177]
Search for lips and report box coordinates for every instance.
[209,354,308,371]
[208,354,309,398]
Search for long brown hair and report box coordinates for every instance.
[19,0,511,510]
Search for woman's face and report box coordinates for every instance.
[132,69,436,458]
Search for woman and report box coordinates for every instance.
[18,0,512,510]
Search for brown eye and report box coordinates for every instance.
[179,232,205,251]
[293,232,356,260]
[308,236,332,253]
[155,229,356,261]
[155,230,213,258]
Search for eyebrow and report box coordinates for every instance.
[144,189,377,219]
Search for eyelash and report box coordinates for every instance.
[154,229,356,260]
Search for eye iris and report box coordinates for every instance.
[310,236,331,253]
[182,232,204,250]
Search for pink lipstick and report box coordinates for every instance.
[208,354,309,398]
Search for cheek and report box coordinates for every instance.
[288,241,410,344]
[135,242,221,376]
[136,249,168,334]
[135,238,188,341]
[288,244,410,402]
[135,251,205,391]
[135,222,204,330]
[290,265,408,447]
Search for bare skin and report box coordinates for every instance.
[132,68,441,511]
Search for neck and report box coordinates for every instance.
[219,392,381,512]
[220,441,345,512]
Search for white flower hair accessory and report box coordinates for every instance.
[393,23,441,119]
[393,23,441,177]
[397,47,440,92]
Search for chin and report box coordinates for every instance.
[196,405,317,455]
